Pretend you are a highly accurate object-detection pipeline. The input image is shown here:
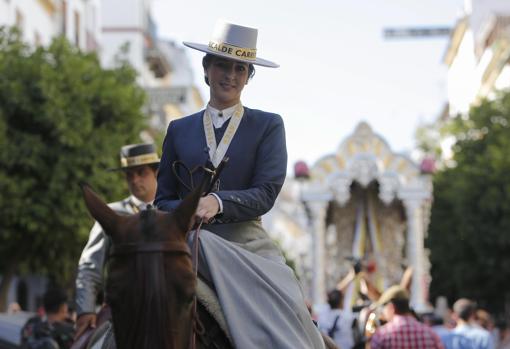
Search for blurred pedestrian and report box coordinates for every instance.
[21,287,75,349]
[318,289,357,349]
[449,298,495,349]
[477,309,499,346]
[496,319,510,349]
[369,285,444,349]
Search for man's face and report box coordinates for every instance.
[205,57,249,109]
[124,165,157,202]
[382,302,396,322]
[53,303,68,323]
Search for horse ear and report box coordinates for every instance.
[172,177,208,234]
[81,183,121,236]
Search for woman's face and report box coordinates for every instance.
[205,56,249,109]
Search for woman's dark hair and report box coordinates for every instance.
[202,53,255,85]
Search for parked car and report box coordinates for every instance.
[0,311,37,349]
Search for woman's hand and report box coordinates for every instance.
[196,195,220,222]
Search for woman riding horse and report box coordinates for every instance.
[155,20,326,348]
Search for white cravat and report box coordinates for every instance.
[206,103,239,129]
[203,103,240,214]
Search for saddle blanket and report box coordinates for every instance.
[193,229,325,349]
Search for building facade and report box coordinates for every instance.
[265,122,433,313]
[0,0,101,51]
[101,0,203,131]
[444,0,510,116]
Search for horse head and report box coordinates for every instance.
[81,181,206,349]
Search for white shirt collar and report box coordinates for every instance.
[206,103,239,129]
[130,195,153,210]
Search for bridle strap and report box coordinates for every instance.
[110,241,192,258]
[175,158,228,349]
[189,219,204,349]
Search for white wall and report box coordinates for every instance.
[447,28,479,115]
[447,0,510,115]
[468,0,510,40]
[0,0,101,52]
[0,1,10,26]
[64,0,86,49]
[84,0,101,51]
[100,0,148,82]
[494,65,510,91]
[100,30,145,80]
[1,0,58,46]
[102,0,141,28]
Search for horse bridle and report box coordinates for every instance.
[108,220,204,349]
[110,241,192,258]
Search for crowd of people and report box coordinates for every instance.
[314,272,510,349]
[14,278,510,349]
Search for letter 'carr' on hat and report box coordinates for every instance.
[111,143,160,171]
[183,20,279,68]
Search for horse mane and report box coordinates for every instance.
[105,209,177,349]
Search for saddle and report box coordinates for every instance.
[194,278,232,348]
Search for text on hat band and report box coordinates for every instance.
[208,41,257,61]
[121,154,159,167]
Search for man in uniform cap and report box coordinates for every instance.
[370,285,444,349]
[74,143,159,339]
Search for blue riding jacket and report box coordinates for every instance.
[155,107,287,223]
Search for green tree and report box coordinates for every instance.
[426,89,510,315]
[0,27,146,310]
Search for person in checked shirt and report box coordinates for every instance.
[370,285,444,349]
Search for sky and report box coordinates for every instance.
[152,0,465,171]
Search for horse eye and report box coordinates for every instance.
[176,286,195,304]
[174,272,196,304]
[186,291,196,304]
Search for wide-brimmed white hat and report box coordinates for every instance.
[183,20,279,68]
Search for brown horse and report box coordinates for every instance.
[80,180,231,349]
[80,183,338,349]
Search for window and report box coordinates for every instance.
[74,10,80,46]
[62,1,67,35]
[34,31,41,46]
[15,8,24,31]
